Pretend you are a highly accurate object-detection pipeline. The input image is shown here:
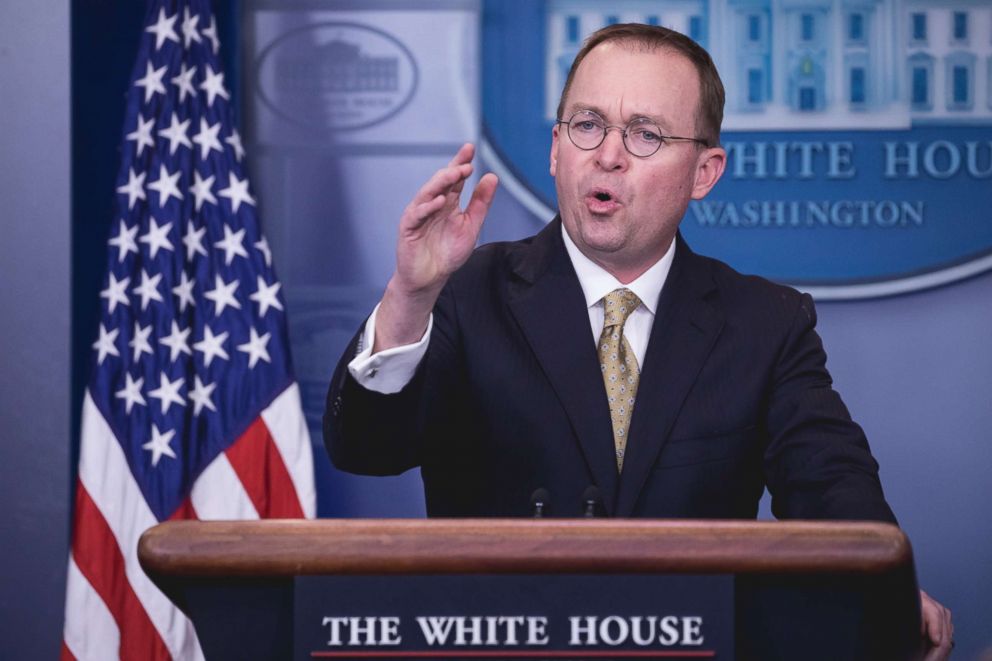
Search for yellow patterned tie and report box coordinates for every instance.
[598,288,642,472]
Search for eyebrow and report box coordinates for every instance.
[570,104,670,129]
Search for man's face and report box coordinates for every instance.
[551,42,726,281]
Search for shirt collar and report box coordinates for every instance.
[561,223,675,315]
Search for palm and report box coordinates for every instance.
[394,144,498,294]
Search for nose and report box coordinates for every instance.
[596,126,628,171]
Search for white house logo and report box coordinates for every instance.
[482,0,992,299]
[255,22,418,131]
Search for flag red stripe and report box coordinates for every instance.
[225,417,305,518]
[169,496,198,521]
[70,480,172,661]
[60,640,76,661]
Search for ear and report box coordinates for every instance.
[550,123,560,177]
[690,146,727,200]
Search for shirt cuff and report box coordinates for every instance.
[347,302,432,394]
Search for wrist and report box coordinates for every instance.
[374,278,441,352]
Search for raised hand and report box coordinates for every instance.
[374,143,498,351]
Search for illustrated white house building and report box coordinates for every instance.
[545,0,992,130]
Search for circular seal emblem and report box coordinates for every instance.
[482,2,992,299]
[255,21,419,131]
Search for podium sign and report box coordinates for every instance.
[294,574,734,660]
[138,519,921,660]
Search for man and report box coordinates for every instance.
[324,23,951,655]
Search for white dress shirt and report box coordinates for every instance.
[348,225,676,394]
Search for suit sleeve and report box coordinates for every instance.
[763,293,898,523]
[323,285,464,477]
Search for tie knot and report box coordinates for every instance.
[602,288,641,327]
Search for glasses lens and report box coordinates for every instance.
[625,118,664,157]
[567,111,606,150]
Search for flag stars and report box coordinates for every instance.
[199,65,230,108]
[114,373,146,414]
[108,220,139,263]
[204,274,241,315]
[190,171,217,211]
[92,324,120,365]
[158,112,192,155]
[129,322,154,362]
[188,376,217,415]
[116,167,147,210]
[133,269,165,310]
[225,128,245,162]
[100,272,131,313]
[134,61,167,103]
[182,221,208,261]
[139,218,174,258]
[218,171,255,213]
[192,118,223,159]
[172,271,196,313]
[159,321,192,362]
[194,325,230,366]
[201,14,220,54]
[171,62,197,103]
[142,424,177,467]
[250,276,284,316]
[147,164,184,207]
[180,7,202,49]
[254,236,272,267]
[215,224,248,265]
[126,115,155,156]
[145,8,179,51]
[148,371,185,414]
[237,327,272,368]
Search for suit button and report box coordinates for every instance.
[332,396,342,416]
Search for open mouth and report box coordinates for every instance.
[586,188,620,213]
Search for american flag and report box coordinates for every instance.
[62,0,316,658]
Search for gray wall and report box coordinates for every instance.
[0,1,72,658]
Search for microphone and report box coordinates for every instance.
[530,488,551,518]
[582,486,604,518]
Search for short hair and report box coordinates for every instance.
[555,23,725,148]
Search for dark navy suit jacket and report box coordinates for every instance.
[324,218,896,522]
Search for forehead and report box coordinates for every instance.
[565,42,700,127]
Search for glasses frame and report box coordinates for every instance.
[556,110,710,157]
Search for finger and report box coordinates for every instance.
[464,173,499,227]
[446,142,475,169]
[410,194,447,222]
[449,164,474,197]
[922,644,950,661]
[925,606,943,646]
[410,163,473,208]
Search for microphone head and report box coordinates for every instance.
[582,485,604,517]
[530,488,551,518]
[582,485,602,504]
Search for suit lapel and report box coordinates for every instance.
[615,236,725,516]
[506,219,619,513]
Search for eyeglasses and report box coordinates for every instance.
[556,110,709,157]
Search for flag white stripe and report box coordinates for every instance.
[78,391,205,661]
[191,451,260,519]
[261,383,317,518]
[64,556,121,661]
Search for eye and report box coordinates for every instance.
[572,119,602,133]
[630,126,663,143]
[570,111,605,133]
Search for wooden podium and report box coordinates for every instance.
[139,519,922,660]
